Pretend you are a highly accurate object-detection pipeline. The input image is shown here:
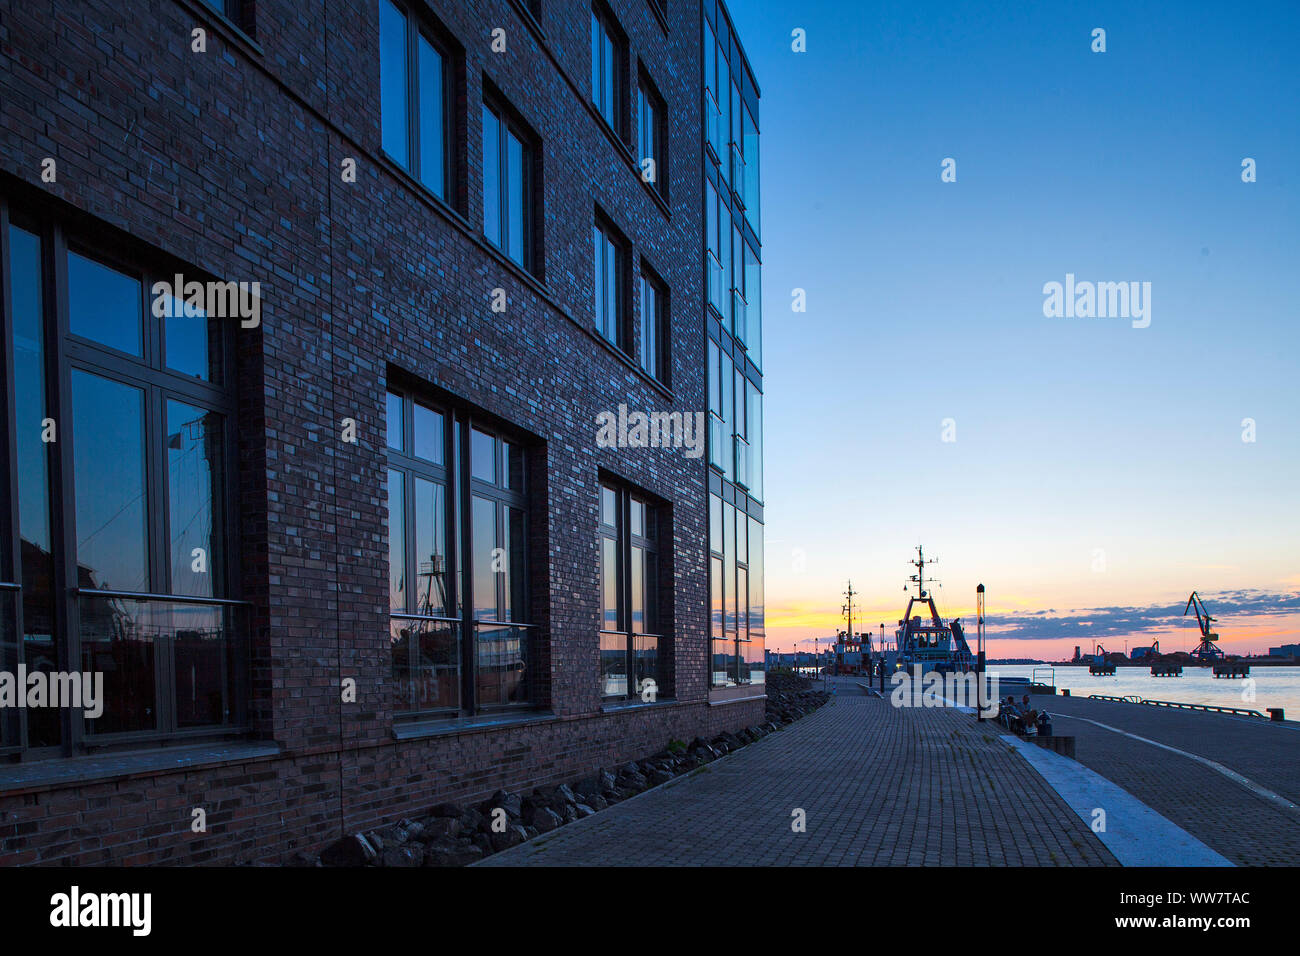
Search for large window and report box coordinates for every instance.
[0,208,245,758]
[709,493,764,688]
[590,6,625,136]
[593,216,627,352]
[637,80,665,195]
[482,99,535,272]
[599,483,662,701]
[387,387,532,718]
[379,0,453,199]
[639,266,667,384]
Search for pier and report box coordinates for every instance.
[1032,692,1300,866]
[479,677,1300,867]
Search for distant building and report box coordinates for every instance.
[1268,644,1300,658]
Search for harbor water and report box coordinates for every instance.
[986,663,1300,715]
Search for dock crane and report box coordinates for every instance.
[1184,591,1225,662]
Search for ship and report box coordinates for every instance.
[893,546,975,674]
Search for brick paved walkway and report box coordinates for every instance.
[479,680,1116,866]
[1030,694,1300,867]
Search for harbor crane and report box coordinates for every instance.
[1184,591,1225,661]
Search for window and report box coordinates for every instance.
[482,99,535,272]
[379,0,453,199]
[593,216,627,352]
[639,267,667,383]
[599,483,661,701]
[591,6,625,136]
[709,493,764,688]
[199,0,251,33]
[387,388,532,717]
[637,81,665,194]
[0,209,244,757]
[705,179,724,315]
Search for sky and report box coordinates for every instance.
[725,0,1300,658]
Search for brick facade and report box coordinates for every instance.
[0,0,764,865]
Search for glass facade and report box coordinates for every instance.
[704,6,763,689]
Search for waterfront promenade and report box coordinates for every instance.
[480,678,1116,866]
[1031,693,1300,866]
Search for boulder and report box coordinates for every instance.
[425,840,486,867]
[490,824,529,853]
[381,844,424,867]
[480,790,523,821]
[529,806,563,833]
[421,817,461,842]
[320,833,378,867]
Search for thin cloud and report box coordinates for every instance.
[988,590,1300,642]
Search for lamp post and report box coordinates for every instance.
[976,584,986,721]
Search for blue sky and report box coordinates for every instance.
[726,0,1300,655]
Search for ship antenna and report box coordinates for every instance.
[909,545,939,599]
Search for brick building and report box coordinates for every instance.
[0,0,764,864]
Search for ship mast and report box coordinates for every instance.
[908,545,939,599]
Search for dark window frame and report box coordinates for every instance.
[598,481,662,701]
[481,93,538,275]
[636,71,668,198]
[590,4,628,140]
[592,212,629,354]
[0,200,246,759]
[379,0,458,202]
[639,260,669,385]
[386,384,534,719]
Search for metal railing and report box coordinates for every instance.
[1087,693,1268,719]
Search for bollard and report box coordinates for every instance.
[1061,688,1070,697]
[1268,708,1284,722]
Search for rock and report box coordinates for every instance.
[458,808,485,833]
[320,833,378,867]
[430,802,462,818]
[587,794,609,811]
[618,771,648,793]
[529,806,563,833]
[618,762,641,777]
[647,769,674,787]
[490,825,529,852]
[425,840,485,867]
[381,844,424,867]
[400,818,426,841]
[286,850,320,867]
[480,790,523,820]
[421,817,461,841]
[574,804,596,818]
[555,783,579,806]
[377,823,412,846]
[471,832,492,853]
[561,804,578,824]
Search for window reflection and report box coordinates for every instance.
[167,400,222,597]
[72,370,148,593]
[68,252,142,356]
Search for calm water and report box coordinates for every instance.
[987,664,1300,716]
